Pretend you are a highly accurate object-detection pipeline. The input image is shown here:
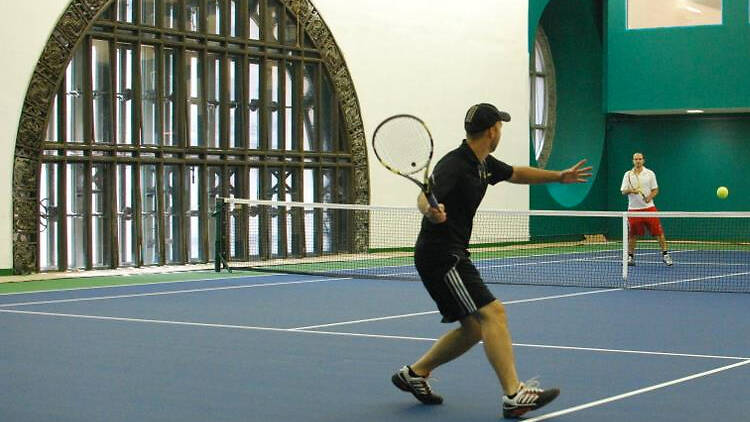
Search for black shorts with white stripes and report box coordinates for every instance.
[414,248,496,323]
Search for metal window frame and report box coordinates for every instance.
[529,27,556,169]
[13,0,369,274]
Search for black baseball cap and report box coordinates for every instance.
[464,103,511,134]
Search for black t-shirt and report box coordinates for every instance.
[416,140,514,252]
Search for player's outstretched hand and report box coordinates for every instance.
[560,159,592,184]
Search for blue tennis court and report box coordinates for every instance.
[261,244,750,293]
[2,271,748,421]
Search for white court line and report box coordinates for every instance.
[512,343,749,361]
[524,359,750,421]
[0,309,293,333]
[0,278,347,308]
[0,276,617,311]
[0,271,280,296]
[629,272,750,290]
[482,256,619,269]
[2,269,743,314]
[290,311,439,330]
[330,249,626,276]
[291,288,620,330]
[1,308,747,362]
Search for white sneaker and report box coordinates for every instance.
[663,253,673,266]
[502,379,560,419]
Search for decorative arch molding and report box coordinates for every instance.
[12,0,369,274]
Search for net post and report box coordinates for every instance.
[214,197,231,273]
[622,212,628,283]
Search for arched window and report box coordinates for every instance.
[36,0,361,271]
[529,27,556,169]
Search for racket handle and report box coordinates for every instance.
[426,192,439,208]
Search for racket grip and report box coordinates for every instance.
[426,192,439,208]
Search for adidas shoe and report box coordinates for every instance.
[627,255,635,266]
[662,253,673,266]
[391,365,443,405]
[502,379,559,419]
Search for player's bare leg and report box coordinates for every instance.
[392,317,481,405]
[475,300,560,418]
[411,316,482,375]
[657,234,673,266]
[476,300,519,393]
[628,234,639,265]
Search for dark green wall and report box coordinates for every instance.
[528,0,609,238]
[529,0,607,211]
[606,0,750,112]
[605,115,750,240]
[606,115,750,212]
[529,0,551,51]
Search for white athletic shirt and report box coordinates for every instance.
[620,167,658,210]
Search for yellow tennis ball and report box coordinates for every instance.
[716,186,729,199]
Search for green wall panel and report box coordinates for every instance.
[531,0,607,209]
[529,0,552,51]
[606,0,750,112]
[606,115,750,212]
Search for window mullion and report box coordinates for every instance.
[201,48,209,148]
[177,45,187,149]
[83,36,94,145]
[259,0,266,42]
[134,0,141,27]
[109,39,118,145]
[241,54,249,149]
[133,161,143,266]
[107,162,119,269]
[133,41,143,147]
[155,44,165,146]
[315,62,322,153]
[201,0,208,35]
[156,162,166,265]
[221,0,229,36]
[84,159,95,270]
[220,53,230,149]
[199,163,208,261]
[58,160,69,271]
[292,60,302,154]
[179,163,188,263]
[259,58,268,150]
[81,37,95,269]
[179,0,187,32]
[332,86,341,153]
[239,0,248,39]
[280,58,286,151]
[58,79,68,144]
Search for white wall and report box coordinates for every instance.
[314,0,530,210]
[0,0,531,270]
[0,0,69,270]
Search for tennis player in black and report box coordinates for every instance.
[391,103,592,419]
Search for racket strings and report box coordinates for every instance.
[374,118,432,175]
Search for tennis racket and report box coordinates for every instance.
[627,170,648,201]
[372,114,439,208]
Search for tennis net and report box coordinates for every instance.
[214,198,750,293]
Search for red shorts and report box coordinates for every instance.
[628,207,664,236]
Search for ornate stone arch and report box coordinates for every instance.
[12,0,369,274]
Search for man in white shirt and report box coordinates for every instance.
[620,152,672,266]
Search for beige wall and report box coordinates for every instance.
[0,1,70,270]
[0,0,531,270]
[315,0,530,210]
